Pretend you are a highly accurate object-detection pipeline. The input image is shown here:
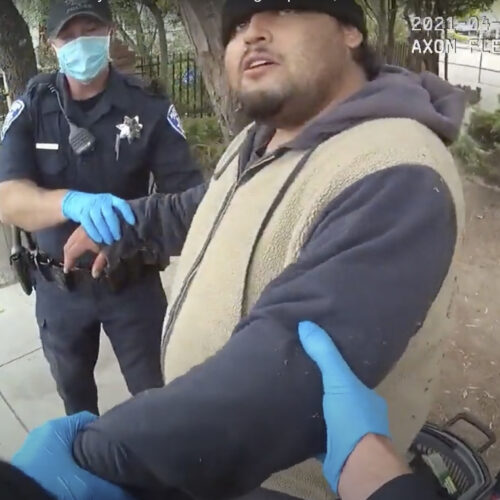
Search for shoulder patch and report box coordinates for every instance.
[167,104,186,139]
[1,100,25,142]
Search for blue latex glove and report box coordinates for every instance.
[62,191,136,245]
[298,321,391,494]
[11,411,133,500]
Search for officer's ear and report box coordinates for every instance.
[48,38,58,56]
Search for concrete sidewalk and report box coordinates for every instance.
[0,265,175,460]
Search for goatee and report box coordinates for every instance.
[237,89,286,121]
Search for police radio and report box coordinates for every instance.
[48,85,96,155]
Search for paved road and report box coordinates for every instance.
[0,259,177,459]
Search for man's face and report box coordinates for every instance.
[51,15,111,48]
[224,10,363,127]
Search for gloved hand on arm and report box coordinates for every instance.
[298,321,409,499]
[11,411,133,500]
[62,191,135,245]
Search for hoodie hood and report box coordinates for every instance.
[289,64,466,150]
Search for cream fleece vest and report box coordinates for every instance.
[161,118,465,500]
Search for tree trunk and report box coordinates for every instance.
[133,4,151,64]
[0,0,36,285]
[143,0,169,84]
[423,52,440,74]
[386,0,398,64]
[423,0,440,74]
[404,9,420,71]
[0,0,37,99]
[179,0,249,142]
[404,0,440,74]
[377,0,388,61]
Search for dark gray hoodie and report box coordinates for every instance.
[73,66,465,500]
[294,64,464,147]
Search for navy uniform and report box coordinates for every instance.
[0,67,203,415]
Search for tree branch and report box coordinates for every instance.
[147,27,158,53]
[359,0,380,24]
[115,18,139,52]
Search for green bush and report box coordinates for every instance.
[467,108,500,149]
[183,116,226,179]
[451,133,484,173]
[448,30,469,43]
[451,105,500,186]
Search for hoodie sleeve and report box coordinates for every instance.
[104,183,207,270]
[73,165,457,499]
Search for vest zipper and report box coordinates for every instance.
[161,153,278,369]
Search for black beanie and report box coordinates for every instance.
[222,0,367,46]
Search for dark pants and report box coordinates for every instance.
[35,270,167,415]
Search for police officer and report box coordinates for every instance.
[0,0,203,416]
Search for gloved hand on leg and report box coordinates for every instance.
[62,191,135,245]
[298,321,391,494]
[12,411,133,500]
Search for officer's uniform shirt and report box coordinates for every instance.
[0,66,202,262]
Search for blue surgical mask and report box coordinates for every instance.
[56,36,110,84]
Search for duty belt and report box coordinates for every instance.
[33,251,149,294]
[10,226,150,295]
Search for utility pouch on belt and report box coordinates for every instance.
[104,253,146,293]
[9,226,35,296]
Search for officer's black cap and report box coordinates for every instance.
[222,0,367,46]
[47,0,113,39]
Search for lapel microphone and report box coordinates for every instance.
[48,84,96,155]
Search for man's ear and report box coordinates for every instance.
[343,25,363,50]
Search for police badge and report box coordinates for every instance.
[115,115,143,160]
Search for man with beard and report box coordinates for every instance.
[13,1,466,499]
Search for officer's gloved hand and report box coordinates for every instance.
[62,191,136,245]
[298,321,391,494]
[11,412,133,500]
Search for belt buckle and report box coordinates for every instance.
[32,252,72,291]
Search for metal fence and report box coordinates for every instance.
[392,42,411,68]
[135,52,213,118]
[443,44,500,87]
[370,41,500,91]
